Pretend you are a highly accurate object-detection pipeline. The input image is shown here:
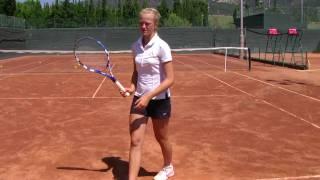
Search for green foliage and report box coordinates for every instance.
[0,1,4,14]
[15,0,44,27]
[208,15,235,29]
[1,0,16,16]
[14,0,209,28]
[158,0,170,26]
[164,13,191,27]
[209,2,237,16]
[122,0,140,26]
[142,0,148,9]
[173,0,208,26]
[308,22,320,30]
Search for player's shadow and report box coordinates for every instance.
[56,156,157,180]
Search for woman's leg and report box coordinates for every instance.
[128,114,148,180]
[152,118,172,166]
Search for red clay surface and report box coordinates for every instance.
[0,53,320,180]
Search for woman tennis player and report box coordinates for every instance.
[121,8,175,180]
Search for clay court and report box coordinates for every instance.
[0,52,320,180]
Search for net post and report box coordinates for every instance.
[224,48,228,72]
[306,51,309,69]
[248,48,251,71]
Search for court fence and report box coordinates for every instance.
[1,27,320,69]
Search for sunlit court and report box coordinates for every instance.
[1,51,320,179]
[1,0,320,180]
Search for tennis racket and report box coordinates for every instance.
[74,36,130,96]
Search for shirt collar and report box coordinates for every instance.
[138,33,159,49]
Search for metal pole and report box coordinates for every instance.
[240,0,244,59]
[301,0,304,25]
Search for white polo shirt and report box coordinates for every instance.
[131,33,172,100]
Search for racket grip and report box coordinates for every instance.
[115,81,130,97]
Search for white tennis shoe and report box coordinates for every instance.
[153,164,174,180]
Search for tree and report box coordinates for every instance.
[180,0,208,26]
[87,0,97,26]
[164,13,191,27]
[42,3,51,27]
[74,1,88,27]
[157,0,170,26]
[142,0,148,9]
[101,0,107,18]
[122,0,140,26]
[0,0,4,14]
[232,7,238,23]
[173,0,183,17]
[14,0,210,28]
[3,0,16,16]
[61,0,76,27]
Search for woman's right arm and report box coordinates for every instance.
[121,56,137,97]
[128,57,137,94]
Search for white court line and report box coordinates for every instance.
[232,71,320,103]
[196,59,320,103]
[176,60,320,129]
[0,49,132,54]
[0,94,236,100]
[0,61,38,71]
[0,93,234,137]
[260,99,320,129]
[0,61,40,80]
[20,61,54,73]
[0,48,248,54]
[0,71,132,76]
[92,77,106,98]
[257,174,320,180]
[0,72,87,76]
[0,96,96,100]
[296,69,320,72]
[0,59,57,81]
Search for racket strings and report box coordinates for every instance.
[105,55,115,77]
[74,37,118,79]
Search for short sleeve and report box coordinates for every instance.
[159,41,172,63]
[131,42,137,56]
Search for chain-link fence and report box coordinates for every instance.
[211,1,320,30]
[0,14,25,29]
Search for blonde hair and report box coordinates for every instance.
[139,8,161,26]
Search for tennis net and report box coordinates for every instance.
[0,47,251,72]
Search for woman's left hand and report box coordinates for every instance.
[134,95,151,110]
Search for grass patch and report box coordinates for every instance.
[208,15,235,29]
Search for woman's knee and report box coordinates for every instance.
[130,135,144,148]
[155,134,169,145]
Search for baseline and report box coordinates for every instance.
[257,174,320,180]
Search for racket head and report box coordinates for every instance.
[74,36,113,78]
[73,36,129,97]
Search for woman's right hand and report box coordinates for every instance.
[120,86,135,97]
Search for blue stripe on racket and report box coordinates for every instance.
[74,36,130,97]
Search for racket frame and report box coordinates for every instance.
[74,36,129,96]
